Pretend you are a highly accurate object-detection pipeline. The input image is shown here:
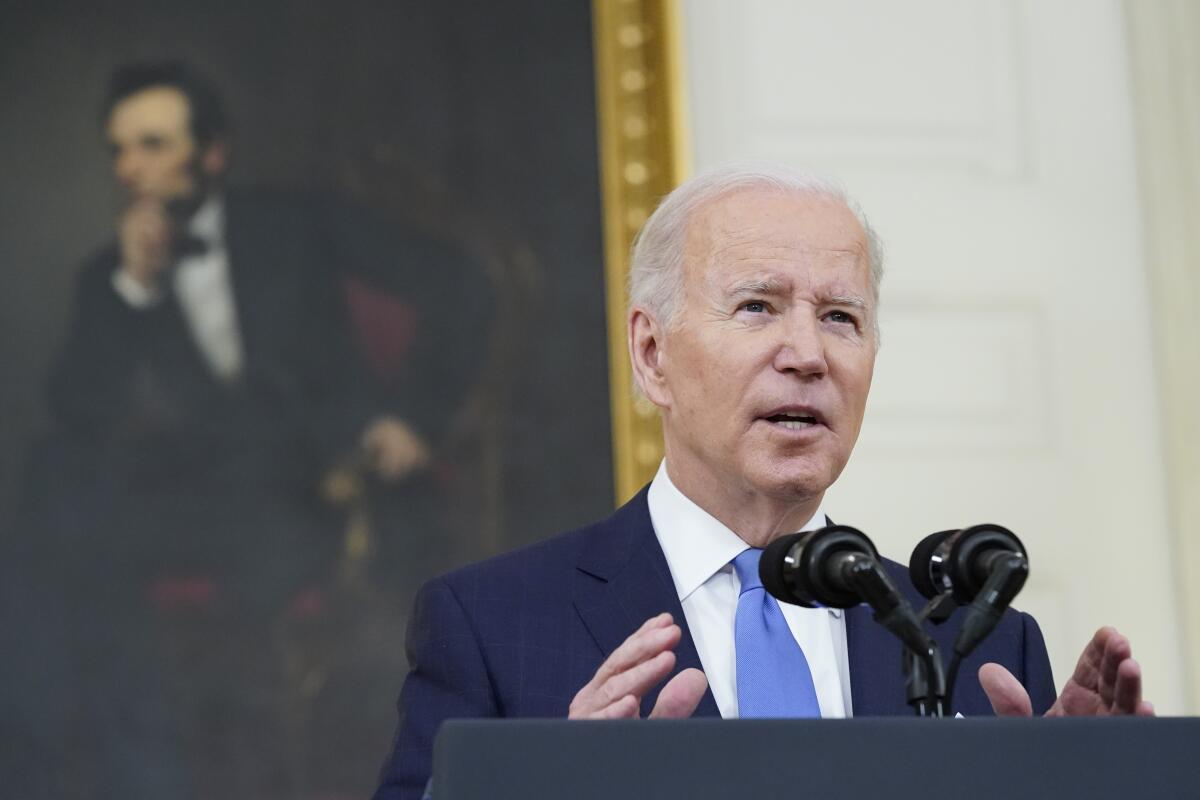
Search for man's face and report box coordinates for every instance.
[655,188,877,507]
[106,86,204,203]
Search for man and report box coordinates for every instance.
[372,165,1152,799]
[40,61,479,596]
[50,61,435,501]
[29,61,472,796]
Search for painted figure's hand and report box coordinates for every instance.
[118,198,173,291]
[362,416,430,481]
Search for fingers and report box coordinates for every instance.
[978,662,1033,717]
[374,437,427,479]
[591,612,676,685]
[119,200,171,285]
[1098,629,1131,705]
[124,200,169,245]
[361,418,431,480]
[1111,658,1143,715]
[597,649,677,714]
[593,694,640,720]
[1059,627,1152,716]
[1092,627,1147,715]
[1067,626,1110,690]
[649,668,708,719]
[568,613,681,720]
[570,654,677,719]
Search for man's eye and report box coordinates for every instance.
[741,301,767,313]
[826,310,857,325]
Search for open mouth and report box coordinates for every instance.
[764,412,820,431]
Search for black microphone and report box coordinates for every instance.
[908,524,1029,658]
[907,529,957,600]
[762,526,936,672]
[761,525,879,609]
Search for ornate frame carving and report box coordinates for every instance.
[592,0,690,503]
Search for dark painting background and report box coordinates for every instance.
[0,1,613,797]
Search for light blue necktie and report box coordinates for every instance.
[733,548,822,718]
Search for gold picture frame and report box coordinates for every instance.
[592,0,691,503]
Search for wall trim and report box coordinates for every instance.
[1126,0,1200,712]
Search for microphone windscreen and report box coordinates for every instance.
[760,532,804,605]
[908,529,956,598]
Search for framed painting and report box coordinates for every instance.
[0,0,689,796]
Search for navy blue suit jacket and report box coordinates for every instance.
[374,489,1057,799]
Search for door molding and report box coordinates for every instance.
[1126,0,1200,712]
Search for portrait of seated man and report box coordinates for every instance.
[17,61,486,797]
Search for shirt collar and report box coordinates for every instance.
[186,193,225,248]
[647,460,827,603]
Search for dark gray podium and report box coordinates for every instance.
[432,717,1198,799]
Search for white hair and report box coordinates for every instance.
[627,162,884,331]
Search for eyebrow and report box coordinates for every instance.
[827,294,869,310]
[725,281,870,311]
[726,278,788,298]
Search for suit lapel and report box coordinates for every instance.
[572,489,721,718]
[221,193,262,365]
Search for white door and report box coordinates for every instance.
[681,0,1187,712]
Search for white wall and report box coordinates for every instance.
[681,0,1188,713]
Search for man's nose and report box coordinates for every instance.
[772,313,828,376]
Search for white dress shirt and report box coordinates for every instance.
[111,195,245,382]
[647,461,853,718]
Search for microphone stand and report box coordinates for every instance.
[841,554,947,717]
[903,648,946,717]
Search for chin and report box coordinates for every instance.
[744,457,840,502]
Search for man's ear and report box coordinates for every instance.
[200,139,229,177]
[628,307,671,408]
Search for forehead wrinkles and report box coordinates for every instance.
[701,240,870,301]
[685,195,867,281]
[712,219,867,262]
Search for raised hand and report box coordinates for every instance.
[980,627,1155,718]
[568,612,708,720]
[118,198,173,291]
